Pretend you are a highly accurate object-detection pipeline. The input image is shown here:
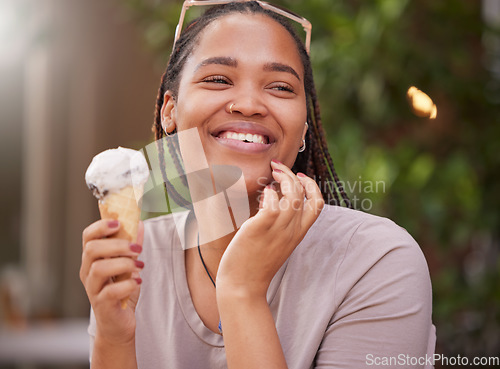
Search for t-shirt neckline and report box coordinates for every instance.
[171,211,289,346]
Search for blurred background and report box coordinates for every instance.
[0,0,498,368]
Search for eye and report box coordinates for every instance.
[202,75,231,85]
[273,84,294,93]
[268,82,295,95]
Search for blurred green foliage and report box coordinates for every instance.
[121,0,500,361]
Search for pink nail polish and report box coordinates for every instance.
[271,159,283,165]
[130,244,142,253]
[297,172,306,177]
[108,220,119,228]
[134,260,145,268]
[134,278,142,285]
[273,168,283,173]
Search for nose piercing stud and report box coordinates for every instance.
[229,103,235,114]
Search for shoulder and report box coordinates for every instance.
[301,204,419,256]
[324,205,426,272]
[296,205,431,298]
[302,207,435,365]
[306,204,421,255]
[312,204,412,236]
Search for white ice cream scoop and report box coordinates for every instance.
[85,147,149,200]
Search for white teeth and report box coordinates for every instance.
[219,131,266,144]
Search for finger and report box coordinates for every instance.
[93,278,142,310]
[85,257,143,297]
[130,270,141,280]
[86,257,142,299]
[82,219,121,246]
[271,168,305,221]
[137,221,144,245]
[258,189,264,210]
[271,170,304,200]
[254,185,280,227]
[80,239,142,283]
[271,161,305,202]
[297,173,324,228]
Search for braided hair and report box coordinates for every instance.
[152,1,351,207]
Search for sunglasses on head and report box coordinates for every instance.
[174,0,312,54]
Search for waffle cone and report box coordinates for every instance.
[98,186,143,309]
[99,186,142,242]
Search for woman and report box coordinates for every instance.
[81,1,435,368]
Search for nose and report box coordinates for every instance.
[229,86,269,117]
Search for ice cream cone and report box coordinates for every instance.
[85,147,149,310]
[98,186,143,309]
[98,186,142,242]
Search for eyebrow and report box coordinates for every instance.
[263,62,301,81]
[195,57,301,81]
[195,57,238,70]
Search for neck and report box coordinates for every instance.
[192,191,260,250]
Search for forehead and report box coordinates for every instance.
[187,13,304,75]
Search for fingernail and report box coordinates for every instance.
[134,278,142,285]
[265,184,273,190]
[297,172,306,177]
[134,260,145,268]
[271,159,282,165]
[273,168,283,173]
[130,244,142,253]
[108,220,119,228]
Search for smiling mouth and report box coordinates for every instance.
[216,130,270,144]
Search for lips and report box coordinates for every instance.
[211,121,276,153]
[218,131,268,144]
[211,121,276,144]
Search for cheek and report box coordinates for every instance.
[174,79,201,129]
[283,105,307,138]
[286,93,307,121]
[174,100,203,131]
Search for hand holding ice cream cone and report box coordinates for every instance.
[85,147,149,309]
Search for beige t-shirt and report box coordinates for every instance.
[89,205,436,368]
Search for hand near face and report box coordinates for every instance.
[216,160,324,298]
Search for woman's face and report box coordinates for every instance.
[162,13,308,196]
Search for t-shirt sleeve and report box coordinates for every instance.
[314,219,435,368]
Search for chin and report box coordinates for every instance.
[207,154,271,188]
[239,165,272,192]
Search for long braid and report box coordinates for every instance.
[153,72,166,141]
[291,49,347,206]
[153,72,191,209]
[310,85,353,208]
